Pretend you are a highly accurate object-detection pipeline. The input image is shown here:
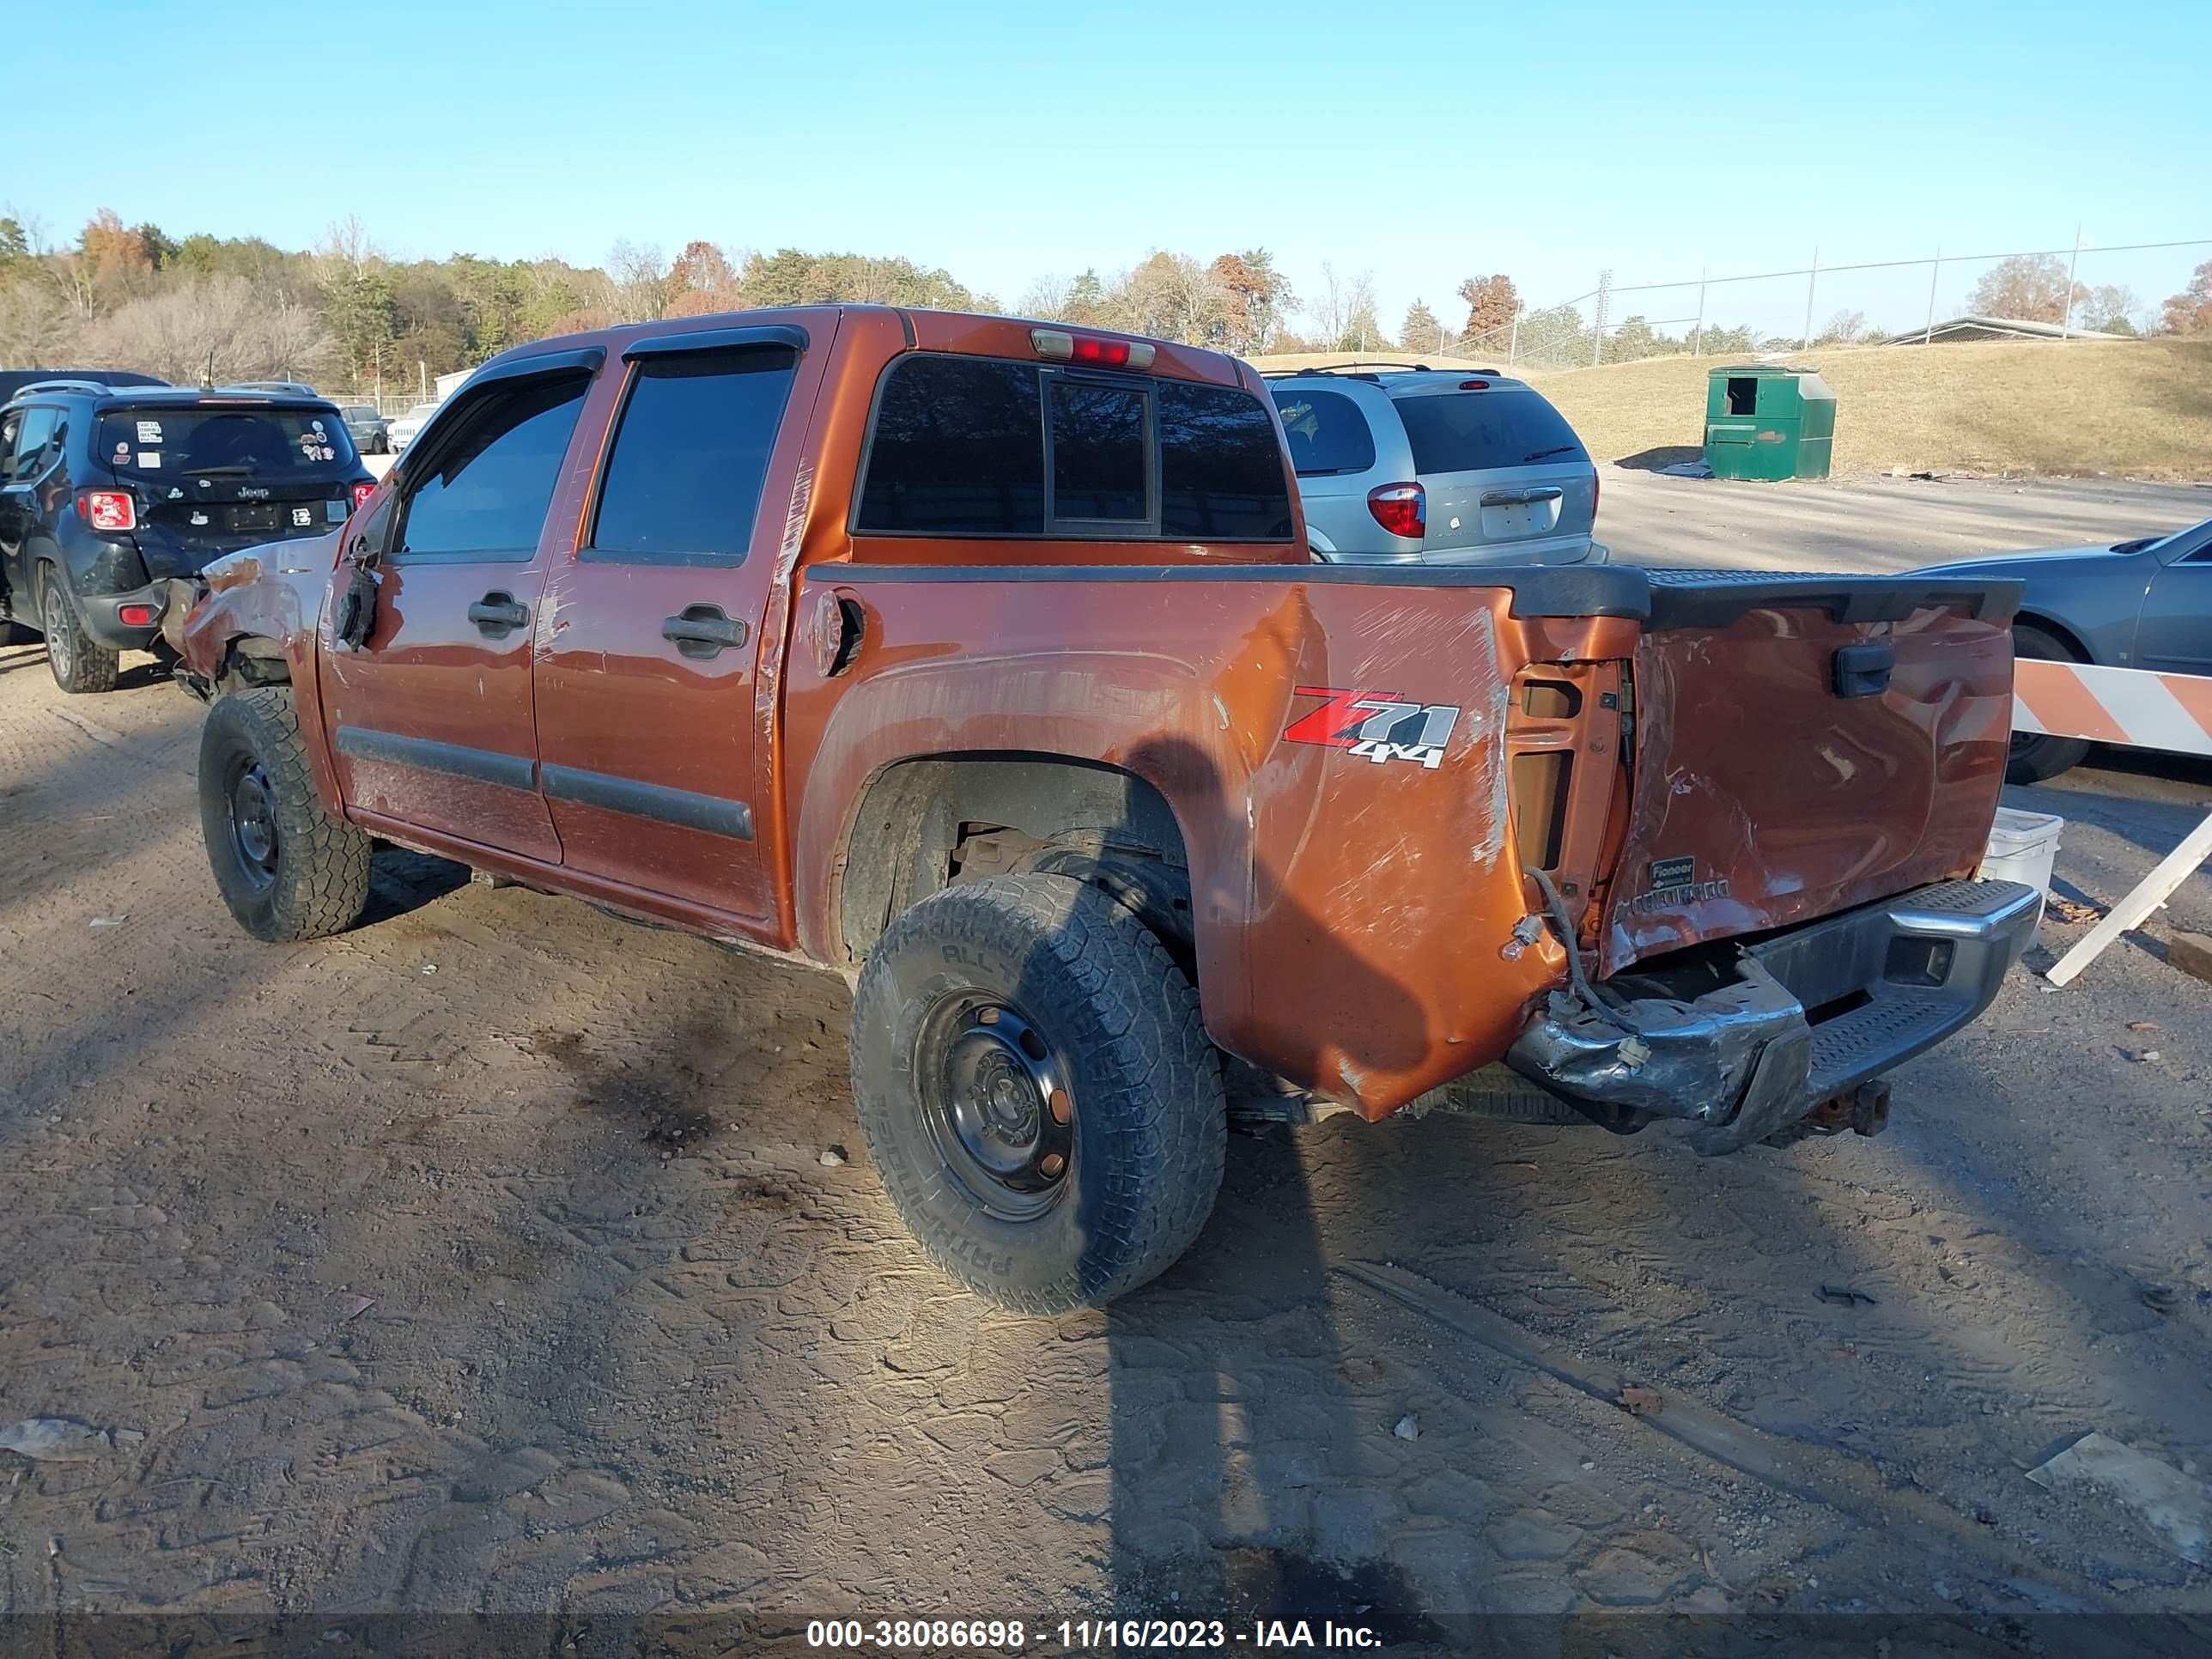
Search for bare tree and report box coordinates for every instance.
[0,280,81,366]
[2076,283,2142,333]
[1967,254,2085,323]
[606,240,672,323]
[85,276,337,386]
[1018,275,1073,320]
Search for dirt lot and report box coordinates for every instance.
[3,483,2211,1653]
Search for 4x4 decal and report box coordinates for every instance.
[1283,685,1462,770]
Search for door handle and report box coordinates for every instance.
[466,592,529,638]
[1480,487,1565,507]
[662,604,748,659]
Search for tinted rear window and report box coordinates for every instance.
[1049,380,1147,522]
[98,407,359,478]
[590,345,798,562]
[1269,387,1376,476]
[1161,381,1295,538]
[858,356,1291,541]
[1393,391,1586,474]
[858,358,1043,534]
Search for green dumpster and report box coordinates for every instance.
[1703,365,1835,481]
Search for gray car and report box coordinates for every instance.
[1265,366,1601,563]
[338,403,391,454]
[1922,514,2212,781]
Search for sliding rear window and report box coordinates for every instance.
[97,405,360,477]
[855,355,1291,541]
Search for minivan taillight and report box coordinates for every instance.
[1367,483,1426,540]
[79,489,136,532]
[351,482,375,512]
[1592,471,1601,522]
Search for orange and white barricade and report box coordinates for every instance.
[2008,659,2212,987]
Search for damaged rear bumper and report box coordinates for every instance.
[1507,877,2040,1154]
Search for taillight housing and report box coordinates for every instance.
[1591,471,1601,522]
[350,481,376,512]
[79,489,137,532]
[1367,482,1426,541]
[1030,327,1157,370]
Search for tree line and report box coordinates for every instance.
[1,210,2205,394]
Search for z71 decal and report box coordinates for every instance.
[1283,685,1462,770]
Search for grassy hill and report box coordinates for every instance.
[1522,337,2212,482]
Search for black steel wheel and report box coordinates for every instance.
[849,872,1224,1312]
[914,994,1077,1221]
[198,686,372,942]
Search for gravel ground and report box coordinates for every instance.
[2,478,2209,1654]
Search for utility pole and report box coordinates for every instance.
[1507,305,1520,367]
[1692,266,1706,357]
[1801,246,1819,350]
[1591,269,1612,368]
[2060,224,2083,341]
[1923,245,1941,345]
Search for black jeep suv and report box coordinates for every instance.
[0,380,375,692]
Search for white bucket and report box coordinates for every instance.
[1978,805,2063,933]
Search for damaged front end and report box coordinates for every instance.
[1506,876,2041,1154]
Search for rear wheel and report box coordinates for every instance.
[198,686,372,942]
[41,568,118,695]
[848,873,1225,1313]
[2007,623,2092,783]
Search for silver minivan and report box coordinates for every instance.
[1266,368,1601,564]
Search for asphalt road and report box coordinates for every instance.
[1596,469,2209,574]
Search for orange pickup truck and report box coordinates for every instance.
[176,307,2036,1311]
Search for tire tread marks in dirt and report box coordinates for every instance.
[849,872,1225,1314]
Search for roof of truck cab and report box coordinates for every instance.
[471,305,1253,390]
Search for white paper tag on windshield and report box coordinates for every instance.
[138,452,161,468]
[137,420,161,444]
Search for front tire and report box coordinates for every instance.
[41,568,119,695]
[849,873,1226,1313]
[2008,624,2092,783]
[198,686,372,942]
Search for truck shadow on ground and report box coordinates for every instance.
[1093,736,1453,1639]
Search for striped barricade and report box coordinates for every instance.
[2014,659,2212,759]
[2005,659,2212,986]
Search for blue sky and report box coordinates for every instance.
[16,0,2209,336]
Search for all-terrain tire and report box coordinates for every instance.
[2006,623,2092,784]
[198,686,372,942]
[849,873,1226,1313]
[41,566,119,695]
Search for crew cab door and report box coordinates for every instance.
[319,350,600,860]
[532,323,824,927]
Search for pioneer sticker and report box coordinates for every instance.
[1283,686,1462,770]
[1629,854,1731,915]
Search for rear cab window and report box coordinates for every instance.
[1268,387,1377,477]
[856,356,1291,541]
[1391,390,1587,475]
[97,404,360,481]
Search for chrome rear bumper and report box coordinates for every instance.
[1507,878,2041,1154]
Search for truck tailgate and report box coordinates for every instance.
[1600,570,2019,976]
